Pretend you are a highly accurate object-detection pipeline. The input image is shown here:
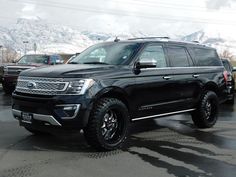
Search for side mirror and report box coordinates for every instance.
[233,67,236,72]
[136,60,157,69]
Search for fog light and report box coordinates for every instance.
[55,104,80,119]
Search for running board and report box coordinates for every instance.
[132,108,196,121]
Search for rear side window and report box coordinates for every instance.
[167,46,191,67]
[222,60,233,72]
[193,48,221,66]
[50,55,64,64]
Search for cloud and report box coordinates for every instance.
[85,15,136,35]
[206,0,236,10]
[19,1,46,20]
[22,3,35,12]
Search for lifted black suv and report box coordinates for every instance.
[12,37,227,150]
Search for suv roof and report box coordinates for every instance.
[111,37,213,50]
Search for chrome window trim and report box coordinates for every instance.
[139,66,224,71]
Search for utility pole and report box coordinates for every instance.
[0,45,3,64]
[23,41,29,55]
[17,49,22,58]
[33,43,37,54]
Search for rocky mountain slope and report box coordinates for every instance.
[0,18,236,57]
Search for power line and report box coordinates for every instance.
[7,0,236,15]
[127,0,236,11]
[106,0,236,14]
[111,0,207,11]
[123,0,208,8]
[7,0,236,26]
[124,0,236,14]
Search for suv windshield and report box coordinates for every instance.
[18,55,49,64]
[69,43,141,65]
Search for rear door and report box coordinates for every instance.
[165,45,200,110]
[190,47,227,102]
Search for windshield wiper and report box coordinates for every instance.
[82,62,109,65]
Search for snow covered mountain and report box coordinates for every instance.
[0,18,95,54]
[182,27,236,57]
[0,18,143,54]
[0,18,236,57]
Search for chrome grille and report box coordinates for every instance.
[16,76,69,95]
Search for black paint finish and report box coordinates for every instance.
[12,40,227,129]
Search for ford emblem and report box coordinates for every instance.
[27,82,37,89]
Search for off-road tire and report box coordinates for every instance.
[83,98,129,151]
[192,91,219,128]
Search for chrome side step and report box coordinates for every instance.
[132,108,196,121]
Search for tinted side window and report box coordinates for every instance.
[222,60,233,72]
[193,48,221,66]
[167,46,190,67]
[50,55,64,64]
[139,45,167,68]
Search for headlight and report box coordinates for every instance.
[66,79,95,95]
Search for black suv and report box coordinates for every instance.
[12,38,227,150]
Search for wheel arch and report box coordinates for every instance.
[82,87,131,127]
[203,82,220,97]
[94,87,131,111]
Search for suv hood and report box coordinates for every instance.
[5,63,44,67]
[20,64,118,78]
[3,63,44,76]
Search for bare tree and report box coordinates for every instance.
[220,49,235,61]
[2,47,19,63]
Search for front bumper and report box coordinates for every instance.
[12,92,93,129]
[12,109,63,126]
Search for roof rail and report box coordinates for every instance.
[128,37,170,40]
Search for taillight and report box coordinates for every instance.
[223,71,228,82]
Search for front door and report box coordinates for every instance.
[132,43,176,119]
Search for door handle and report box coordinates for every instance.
[193,74,199,78]
[163,76,171,80]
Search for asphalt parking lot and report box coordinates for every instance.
[0,88,236,177]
